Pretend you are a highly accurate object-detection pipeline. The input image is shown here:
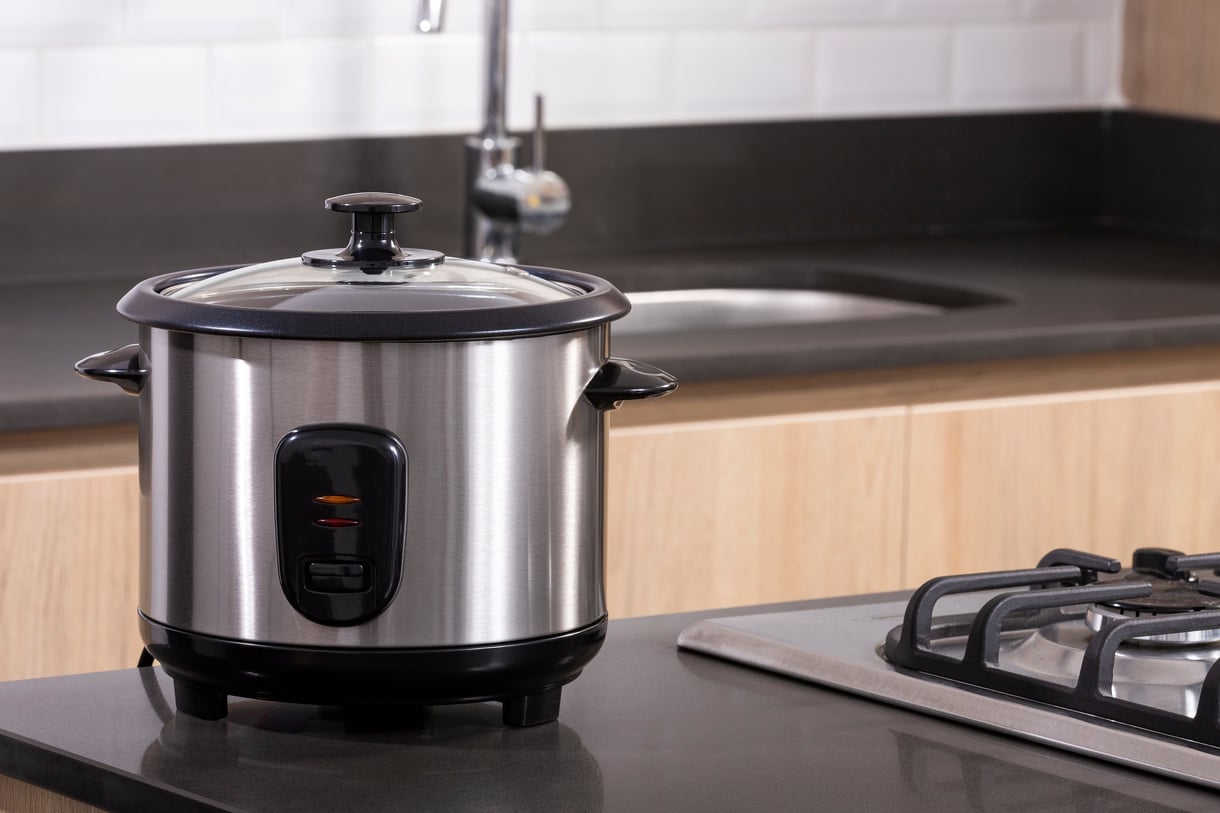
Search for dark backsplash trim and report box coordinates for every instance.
[1103,110,1220,242]
[533,112,1107,258]
[1,110,1211,286]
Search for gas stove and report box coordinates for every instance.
[677,547,1220,790]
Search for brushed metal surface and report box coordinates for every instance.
[138,325,608,647]
[1087,603,1220,646]
[677,598,1220,791]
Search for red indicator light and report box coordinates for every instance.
[314,517,360,528]
[314,495,360,505]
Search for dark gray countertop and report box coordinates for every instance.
[10,227,1220,433]
[1,596,1218,811]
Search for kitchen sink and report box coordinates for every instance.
[618,288,942,334]
[614,268,1009,335]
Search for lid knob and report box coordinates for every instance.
[303,192,444,273]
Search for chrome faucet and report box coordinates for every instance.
[418,0,570,263]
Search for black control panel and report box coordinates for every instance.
[275,424,407,625]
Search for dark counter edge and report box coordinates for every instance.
[0,726,232,813]
[0,593,901,813]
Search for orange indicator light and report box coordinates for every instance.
[313,495,361,505]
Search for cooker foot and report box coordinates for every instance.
[501,686,562,727]
[173,679,229,721]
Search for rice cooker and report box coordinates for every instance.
[75,192,676,726]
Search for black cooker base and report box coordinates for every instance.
[138,613,607,727]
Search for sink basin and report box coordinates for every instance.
[619,288,943,334]
[614,268,1008,336]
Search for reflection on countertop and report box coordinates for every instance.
[0,599,1217,811]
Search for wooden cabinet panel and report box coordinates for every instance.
[0,775,102,812]
[606,408,907,617]
[0,468,141,681]
[5,350,1220,672]
[1123,0,1220,122]
[906,382,1220,586]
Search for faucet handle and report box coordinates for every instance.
[473,93,570,238]
[417,0,445,33]
[532,94,548,172]
[523,93,570,235]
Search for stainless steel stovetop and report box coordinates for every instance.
[678,548,1220,791]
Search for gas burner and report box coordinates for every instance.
[678,545,1220,789]
[1084,548,1220,647]
[883,547,1220,750]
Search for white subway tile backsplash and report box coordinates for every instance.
[435,0,484,35]
[281,2,577,49]
[284,0,452,37]
[367,34,483,135]
[953,23,1085,109]
[749,0,888,27]
[0,0,1126,150]
[42,45,206,146]
[1084,21,1123,106]
[124,0,286,42]
[888,0,1019,23]
[602,0,743,30]
[513,0,600,32]
[0,0,120,45]
[815,27,950,115]
[674,30,813,121]
[368,30,539,137]
[209,39,366,140]
[0,50,39,147]
[505,32,539,133]
[1021,0,1120,22]
[527,32,673,128]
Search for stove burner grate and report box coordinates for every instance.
[1081,547,1220,646]
[884,548,1220,750]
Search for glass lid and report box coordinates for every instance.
[117,192,630,341]
[165,192,581,312]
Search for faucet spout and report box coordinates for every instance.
[481,0,510,142]
[420,0,569,263]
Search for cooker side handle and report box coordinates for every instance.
[584,358,677,411]
[74,344,147,396]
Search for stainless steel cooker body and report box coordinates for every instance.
[75,192,677,725]
[137,323,610,649]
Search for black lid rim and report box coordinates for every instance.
[116,264,630,341]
